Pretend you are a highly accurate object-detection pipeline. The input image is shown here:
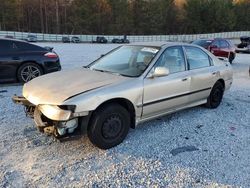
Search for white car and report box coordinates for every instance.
[13,42,233,149]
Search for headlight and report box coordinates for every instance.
[39,105,72,121]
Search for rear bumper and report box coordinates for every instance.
[43,59,61,74]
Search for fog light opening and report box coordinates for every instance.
[57,118,78,136]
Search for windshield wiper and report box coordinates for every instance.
[91,68,136,77]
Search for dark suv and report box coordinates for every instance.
[192,38,236,63]
[0,38,61,83]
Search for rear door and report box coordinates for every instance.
[184,46,219,103]
[142,46,190,118]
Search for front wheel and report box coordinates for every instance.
[205,82,224,109]
[88,104,130,149]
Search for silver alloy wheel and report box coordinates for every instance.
[21,65,41,82]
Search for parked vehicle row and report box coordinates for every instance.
[12,42,233,149]
[3,35,130,44]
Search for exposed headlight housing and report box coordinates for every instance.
[39,105,72,121]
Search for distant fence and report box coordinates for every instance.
[0,31,249,42]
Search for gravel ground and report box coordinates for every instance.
[0,43,250,187]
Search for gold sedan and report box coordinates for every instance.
[13,42,233,149]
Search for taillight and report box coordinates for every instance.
[44,52,58,58]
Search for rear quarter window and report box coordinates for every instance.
[15,41,45,52]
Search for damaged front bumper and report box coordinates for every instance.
[12,95,90,139]
[12,95,89,121]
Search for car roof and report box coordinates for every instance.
[128,41,189,48]
[0,37,27,43]
[196,38,231,41]
[194,38,214,41]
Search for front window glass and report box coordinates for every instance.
[89,46,159,77]
[212,40,220,47]
[154,46,186,74]
[220,40,229,48]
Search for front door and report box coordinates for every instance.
[142,46,190,119]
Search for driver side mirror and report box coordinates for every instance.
[148,67,169,78]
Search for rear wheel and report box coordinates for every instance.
[88,104,130,149]
[17,62,43,83]
[206,82,224,109]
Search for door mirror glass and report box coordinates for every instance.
[149,67,169,78]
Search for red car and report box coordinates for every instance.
[192,38,236,63]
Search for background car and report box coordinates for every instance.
[236,36,250,54]
[26,34,37,42]
[112,38,130,44]
[93,36,108,43]
[0,38,61,83]
[192,38,236,63]
[62,36,70,43]
[71,36,81,43]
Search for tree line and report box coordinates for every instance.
[0,0,249,35]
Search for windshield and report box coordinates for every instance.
[193,40,212,49]
[89,46,160,77]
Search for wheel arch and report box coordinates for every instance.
[92,98,136,129]
[216,78,225,91]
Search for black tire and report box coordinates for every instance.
[229,53,235,64]
[206,82,224,109]
[17,62,43,83]
[88,103,130,149]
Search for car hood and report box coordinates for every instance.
[23,68,128,105]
